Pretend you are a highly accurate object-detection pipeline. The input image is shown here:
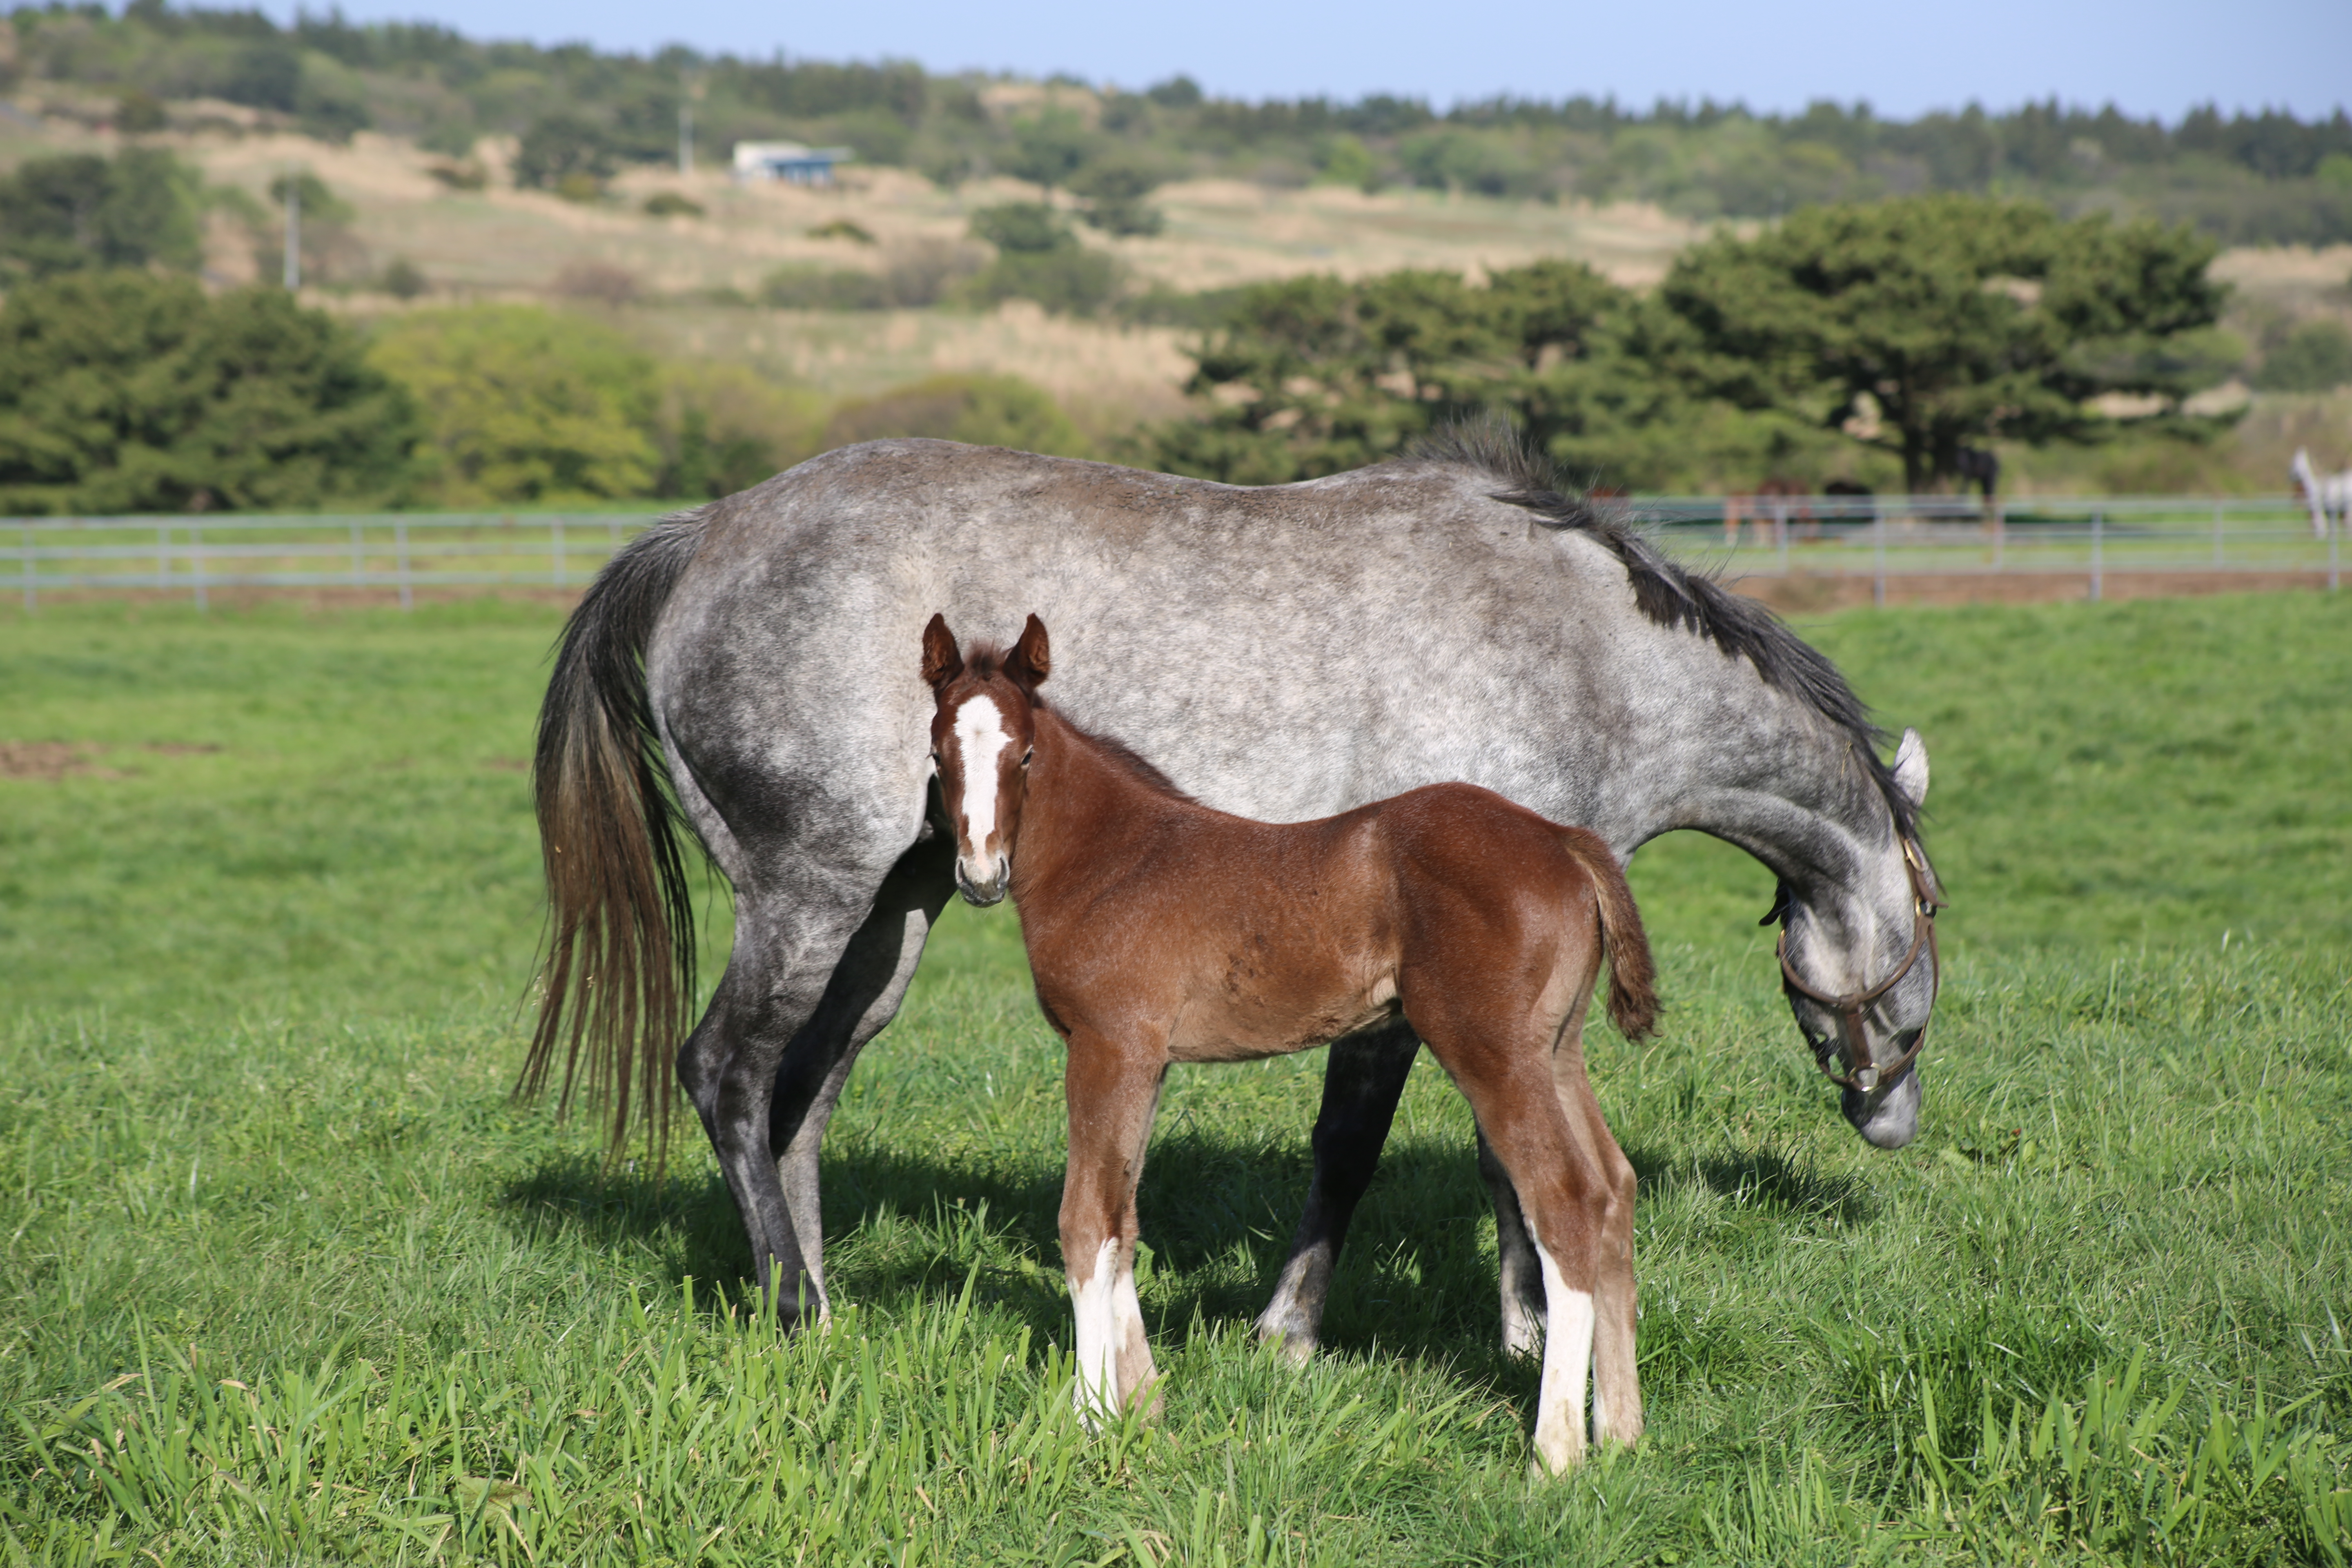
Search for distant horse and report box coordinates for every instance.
[1724,478,1816,546]
[2291,447,2351,539]
[526,425,1942,1351]
[920,612,1658,1473]
[1956,446,2000,522]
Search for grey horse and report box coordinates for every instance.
[523,425,1943,1356]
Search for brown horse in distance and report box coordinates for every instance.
[922,612,1659,1474]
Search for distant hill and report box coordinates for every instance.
[3,2,2348,243]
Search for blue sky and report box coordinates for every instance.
[282,0,2345,122]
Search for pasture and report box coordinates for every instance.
[1,591,2347,1564]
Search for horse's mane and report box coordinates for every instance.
[960,646,1198,804]
[1407,419,1919,841]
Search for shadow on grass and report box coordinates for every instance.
[1633,1142,1882,1229]
[497,1123,1871,1416]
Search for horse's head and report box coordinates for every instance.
[1769,728,1942,1150]
[921,612,1049,906]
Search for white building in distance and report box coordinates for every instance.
[733,142,855,186]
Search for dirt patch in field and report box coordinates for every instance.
[0,742,127,781]
[1729,568,2343,613]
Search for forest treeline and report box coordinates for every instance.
[0,192,2272,511]
[5,0,2350,243]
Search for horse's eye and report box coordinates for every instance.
[1021,748,1033,767]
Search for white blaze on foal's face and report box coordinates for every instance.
[947,690,1014,889]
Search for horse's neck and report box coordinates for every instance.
[1012,708,1187,901]
[1634,687,1914,983]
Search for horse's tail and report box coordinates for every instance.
[1555,826,1659,1042]
[517,507,713,1164]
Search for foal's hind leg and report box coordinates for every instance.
[1557,1060,1642,1447]
[1257,1020,1419,1359]
[1413,1019,1612,1475]
[1476,1126,1550,1358]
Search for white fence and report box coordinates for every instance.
[3,512,659,610]
[2,497,2341,611]
[1637,493,2341,601]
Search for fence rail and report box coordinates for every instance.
[4,497,2341,611]
[5,512,660,610]
[1635,493,2340,601]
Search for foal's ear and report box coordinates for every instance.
[1004,613,1051,690]
[920,613,964,692]
[1892,727,1931,807]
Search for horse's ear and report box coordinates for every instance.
[1893,727,1930,806]
[921,614,963,692]
[1005,613,1051,690]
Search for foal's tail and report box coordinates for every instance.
[516,507,713,1163]
[1555,826,1659,1042]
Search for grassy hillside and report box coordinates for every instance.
[1,592,2348,1563]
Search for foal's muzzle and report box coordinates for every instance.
[956,855,1009,906]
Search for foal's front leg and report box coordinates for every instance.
[1059,1029,1168,1423]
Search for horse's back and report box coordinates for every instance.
[646,439,1691,865]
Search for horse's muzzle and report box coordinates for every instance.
[956,857,1009,906]
[1844,1069,1921,1149]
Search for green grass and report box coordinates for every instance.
[2,593,2348,1564]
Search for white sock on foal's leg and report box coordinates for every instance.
[1530,1241,1594,1475]
[1068,1238,1121,1425]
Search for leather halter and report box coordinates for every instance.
[1772,838,1942,1094]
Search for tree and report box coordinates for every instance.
[367,306,660,502]
[0,272,418,514]
[1004,109,1093,196]
[960,205,1122,316]
[1152,260,1633,481]
[1660,194,2228,491]
[0,149,201,279]
[513,114,618,196]
[1067,154,1169,237]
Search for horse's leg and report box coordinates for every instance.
[1255,1019,1419,1359]
[1557,1060,1642,1448]
[1059,1028,1168,1423]
[1476,1125,1548,1357]
[678,838,947,1329]
[765,835,957,1316]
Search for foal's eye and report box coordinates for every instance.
[1020,748,1033,768]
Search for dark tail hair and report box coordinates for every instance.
[516,508,711,1163]
[1555,826,1660,1041]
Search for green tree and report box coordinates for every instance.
[1661,194,2228,491]
[0,271,417,514]
[367,305,660,502]
[1067,154,1168,236]
[0,149,201,279]
[512,114,618,195]
[959,205,1122,316]
[1152,260,1633,482]
[1004,109,1093,196]
[654,362,826,497]
[2252,320,2352,391]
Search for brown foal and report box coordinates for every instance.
[922,613,1659,1473]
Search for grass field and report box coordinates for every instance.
[2,591,2348,1565]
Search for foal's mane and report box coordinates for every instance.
[960,644,1197,803]
[1409,419,1919,840]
